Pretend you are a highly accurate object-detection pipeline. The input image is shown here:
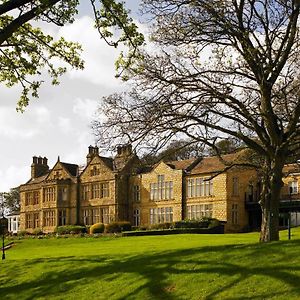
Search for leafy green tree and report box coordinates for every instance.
[95,0,300,242]
[142,140,204,165]
[3,187,20,213]
[0,0,144,111]
[208,139,243,156]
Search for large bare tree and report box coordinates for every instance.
[94,0,300,242]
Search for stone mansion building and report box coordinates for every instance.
[19,145,300,233]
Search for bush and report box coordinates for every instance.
[173,218,221,229]
[55,225,86,235]
[174,219,209,229]
[208,218,220,228]
[90,223,105,234]
[138,226,148,231]
[32,228,43,236]
[86,225,91,234]
[150,222,173,230]
[105,221,131,233]
[17,230,29,237]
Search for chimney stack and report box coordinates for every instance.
[31,156,49,179]
[114,144,133,170]
[86,145,99,165]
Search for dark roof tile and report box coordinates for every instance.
[61,162,78,177]
[190,151,249,175]
[99,156,114,170]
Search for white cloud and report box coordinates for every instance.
[0,165,29,192]
[58,117,72,134]
[72,97,99,120]
[57,16,121,87]
[0,107,40,139]
[34,106,52,125]
[63,131,94,164]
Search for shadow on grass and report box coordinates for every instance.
[1,239,300,299]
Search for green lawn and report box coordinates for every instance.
[1,229,300,299]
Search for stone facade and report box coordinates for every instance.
[19,145,140,233]
[20,157,79,233]
[20,145,296,233]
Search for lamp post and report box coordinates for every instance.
[288,186,293,240]
[0,193,5,260]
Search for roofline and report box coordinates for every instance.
[44,161,78,181]
[79,154,114,178]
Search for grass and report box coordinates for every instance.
[1,229,300,299]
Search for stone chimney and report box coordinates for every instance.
[86,145,99,165]
[114,144,133,170]
[31,156,49,179]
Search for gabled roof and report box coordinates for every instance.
[79,155,114,178]
[99,156,114,170]
[44,160,78,180]
[25,173,49,185]
[25,161,78,185]
[190,152,248,175]
[137,158,198,174]
[166,158,199,170]
[137,165,153,174]
[60,162,78,177]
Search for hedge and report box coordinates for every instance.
[149,222,173,230]
[173,218,220,229]
[122,226,224,236]
[105,221,131,233]
[55,225,86,235]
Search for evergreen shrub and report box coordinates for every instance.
[105,221,131,233]
[173,218,220,229]
[150,222,173,230]
[33,228,43,235]
[90,223,105,234]
[17,230,29,237]
[55,225,86,235]
[208,218,220,228]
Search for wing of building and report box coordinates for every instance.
[19,145,300,233]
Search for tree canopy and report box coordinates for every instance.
[0,0,144,111]
[2,187,20,213]
[95,0,300,242]
[141,140,204,165]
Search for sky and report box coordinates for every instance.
[0,0,143,192]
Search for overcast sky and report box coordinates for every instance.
[0,1,143,192]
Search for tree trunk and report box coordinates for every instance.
[259,160,284,242]
[260,196,280,242]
